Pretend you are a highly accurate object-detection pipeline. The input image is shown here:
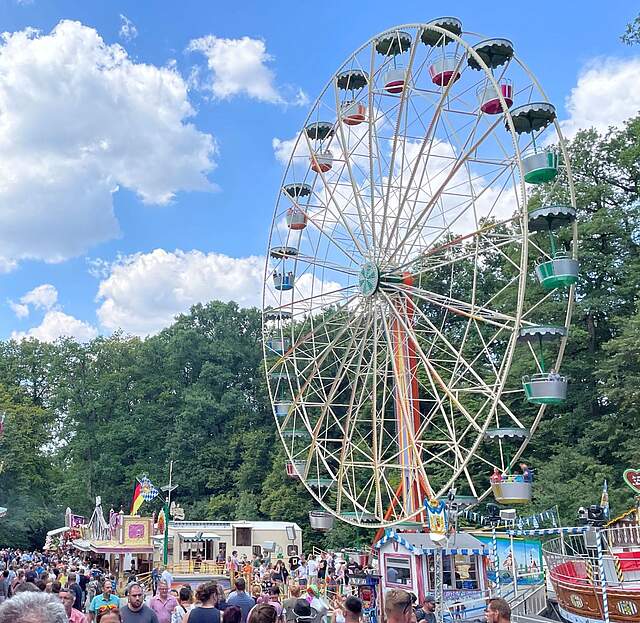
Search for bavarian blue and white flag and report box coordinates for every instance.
[139,476,159,501]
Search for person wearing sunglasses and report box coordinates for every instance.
[89,579,121,622]
[384,589,414,623]
[485,599,510,623]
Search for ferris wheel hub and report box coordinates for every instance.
[358,262,380,297]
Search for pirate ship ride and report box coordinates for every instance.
[542,475,640,623]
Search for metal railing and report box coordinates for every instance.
[511,583,548,618]
[169,561,227,575]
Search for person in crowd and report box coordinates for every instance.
[485,598,511,623]
[248,603,277,623]
[98,610,123,623]
[227,577,255,623]
[150,580,178,623]
[290,600,316,623]
[267,587,283,621]
[0,570,9,603]
[297,561,308,588]
[306,557,318,587]
[305,586,327,623]
[282,586,301,623]
[68,571,83,611]
[183,581,222,623]
[223,606,242,623]
[121,582,159,623]
[161,567,174,589]
[384,589,414,623]
[152,568,161,595]
[58,585,86,623]
[415,596,436,623]
[89,579,121,623]
[0,591,67,623]
[343,596,362,623]
[172,586,194,623]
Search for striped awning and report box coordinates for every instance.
[374,529,488,556]
[179,532,220,542]
[506,526,588,536]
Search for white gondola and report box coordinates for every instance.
[309,510,335,531]
[310,150,333,173]
[477,79,513,114]
[429,54,462,86]
[273,272,295,291]
[491,477,532,504]
[383,68,406,94]
[286,208,307,231]
[274,402,291,417]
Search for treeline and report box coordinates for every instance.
[0,117,639,549]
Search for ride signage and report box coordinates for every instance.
[623,469,640,494]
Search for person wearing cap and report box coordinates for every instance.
[384,589,414,623]
[282,586,301,623]
[291,599,317,623]
[415,596,436,623]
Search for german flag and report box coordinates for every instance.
[130,480,144,515]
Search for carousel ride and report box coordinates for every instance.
[262,18,578,533]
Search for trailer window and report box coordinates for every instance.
[385,556,412,587]
[235,527,252,547]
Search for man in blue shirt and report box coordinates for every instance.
[227,578,255,623]
[88,579,120,622]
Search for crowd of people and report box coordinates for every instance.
[0,548,514,623]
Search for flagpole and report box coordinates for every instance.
[163,497,170,566]
[161,460,178,568]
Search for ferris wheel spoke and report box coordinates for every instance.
[406,300,523,428]
[380,289,485,438]
[397,148,518,265]
[383,57,471,254]
[302,310,373,468]
[387,115,505,264]
[389,282,518,330]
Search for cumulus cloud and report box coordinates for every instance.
[95,248,344,336]
[188,35,307,105]
[119,14,138,41]
[96,249,266,335]
[9,283,58,319]
[0,20,216,268]
[20,284,58,311]
[11,310,98,343]
[560,56,640,138]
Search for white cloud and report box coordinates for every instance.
[0,20,216,268]
[8,301,29,319]
[96,249,266,335]
[95,248,345,336]
[119,14,138,41]
[188,35,306,105]
[11,310,98,343]
[560,56,640,139]
[20,284,58,310]
[9,283,58,319]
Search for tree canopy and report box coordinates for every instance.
[1,116,639,549]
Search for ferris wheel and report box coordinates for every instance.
[262,18,578,529]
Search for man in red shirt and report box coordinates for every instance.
[150,580,177,623]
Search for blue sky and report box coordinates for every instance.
[0,0,638,340]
